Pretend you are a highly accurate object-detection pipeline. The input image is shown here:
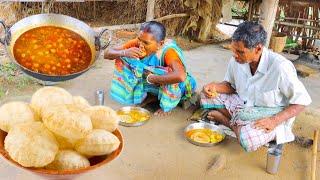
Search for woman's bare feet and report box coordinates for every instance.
[139,95,158,107]
[154,109,172,116]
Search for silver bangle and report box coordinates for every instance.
[122,50,126,57]
[146,74,154,84]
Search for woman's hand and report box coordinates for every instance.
[203,83,218,98]
[123,47,143,58]
[145,71,157,85]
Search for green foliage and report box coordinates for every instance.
[231,3,248,17]
[0,87,4,99]
[0,62,36,90]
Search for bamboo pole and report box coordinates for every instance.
[95,13,189,31]
[311,130,319,180]
[301,8,308,48]
[276,17,320,23]
[95,23,142,31]
[248,0,253,21]
[288,35,319,40]
[5,0,128,2]
[283,0,319,6]
[274,21,320,31]
[308,6,315,47]
[155,13,188,22]
[93,0,96,20]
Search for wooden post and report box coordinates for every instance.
[259,0,280,47]
[248,0,254,21]
[311,130,319,180]
[146,0,155,21]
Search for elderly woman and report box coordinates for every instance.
[201,21,312,152]
[104,21,196,116]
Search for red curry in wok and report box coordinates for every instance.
[13,26,92,75]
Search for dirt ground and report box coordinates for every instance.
[0,41,320,180]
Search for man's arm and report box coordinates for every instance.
[254,104,305,132]
[208,81,236,94]
[273,104,305,124]
[203,81,236,98]
[203,58,236,97]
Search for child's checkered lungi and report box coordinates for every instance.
[200,92,276,152]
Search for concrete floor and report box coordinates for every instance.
[0,44,319,180]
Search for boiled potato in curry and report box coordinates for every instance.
[13,26,92,76]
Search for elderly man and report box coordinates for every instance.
[201,21,312,152]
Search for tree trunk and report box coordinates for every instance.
[198,17,212,42]
[259,0,280,47]
[146,0,155,21]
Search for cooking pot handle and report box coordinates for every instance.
[96,28,112,50]
[0,20,8,45]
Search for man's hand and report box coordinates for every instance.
[253,105,306,133]
[123,47,143,58]
[203,83,218,98]
[253,117,278,133]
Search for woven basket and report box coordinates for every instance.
[269,32,287,53]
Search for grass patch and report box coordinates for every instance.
[0,87,5,99]
[0,62,37,99]
[0,61,18,77]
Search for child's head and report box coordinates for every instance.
[138,21,166,56]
